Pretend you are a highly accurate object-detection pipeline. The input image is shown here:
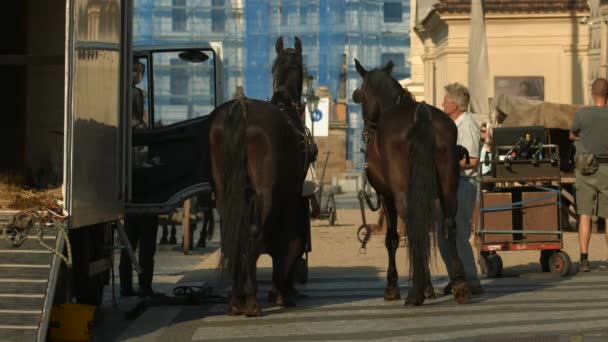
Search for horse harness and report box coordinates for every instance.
[274,97,317,174]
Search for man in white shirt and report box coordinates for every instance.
[438,82,483,295]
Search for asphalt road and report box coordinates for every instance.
[90,193,608,342]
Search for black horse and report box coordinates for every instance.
[352,59,471,306]
[209,37,311,316]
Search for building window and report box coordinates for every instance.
[381,53,404,66]
[281,5,288,26]
[170,58,188,105]
[300,7,307,25]
[212,0,225,32]
[172,0,187,31]
[383,1,403,23]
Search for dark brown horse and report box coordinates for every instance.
[209,37,310,316]
[352,59,471,305]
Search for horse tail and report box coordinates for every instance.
[219,98,258,278]
[406,103,436,294]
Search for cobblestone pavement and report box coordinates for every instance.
[91,194,608,342]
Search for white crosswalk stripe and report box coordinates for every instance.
[187,274,608,341]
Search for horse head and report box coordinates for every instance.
[272,36,304,106]
[352,59,415,126]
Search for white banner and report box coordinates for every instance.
[305,97,329,137]
[468,0,490,116]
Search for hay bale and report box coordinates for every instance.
[0,173,62,210]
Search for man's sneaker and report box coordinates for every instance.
[443,282,484,295]
[579,260,591,273]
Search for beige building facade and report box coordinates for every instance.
[413,0,591,110]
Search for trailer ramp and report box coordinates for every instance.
[0,211,64,342]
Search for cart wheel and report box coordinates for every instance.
[484,253,503,278]
[540,250,554,272]
[479,252,489,275]
[549,251,571,277]
[294,257,308,284]
[328,207,337,226]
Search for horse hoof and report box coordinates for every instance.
[244,305,262,317]
[452,281,472,304]
[228,306,243,316]
[158,238,168,245]
[424,286,437,299]
[276,293,296,308]
[404,295,425,306]
[197,241,206,248]
[384,286,401,301]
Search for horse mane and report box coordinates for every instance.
[367,68,416,107]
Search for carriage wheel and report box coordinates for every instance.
[294,257,308,284]
[549,251,571,277]
[540,250,554,272]
[484,253,503,278]
[328,208,337,226]
[327,194,337,226]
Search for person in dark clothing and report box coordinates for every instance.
[119,215,160,297]
[119,61,161,297]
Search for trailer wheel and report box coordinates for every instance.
[549,251,571,277]
[484,253,503,278]
[540,250,554,272]
[294,257,308,284]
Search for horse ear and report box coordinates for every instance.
[294,36,302,54]
[354,59,366,77]
[275,36,284,54]
[383,60,394,74]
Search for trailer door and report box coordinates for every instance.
[64,0,125,228]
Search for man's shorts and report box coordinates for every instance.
[575,165,608,217]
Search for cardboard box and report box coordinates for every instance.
[522,191,560,242]
[481,192,513,243]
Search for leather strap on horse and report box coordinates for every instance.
[276,98,316,174]
[356,162,382,254]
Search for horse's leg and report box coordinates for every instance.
[436,152,471,304]
[276,238,303,307]
[383,197,401,301]
[394,192,427,305]
[169,224,177,245]
[242,251,261,317]
[275,198,305,307]
[228,267,245,315]
[159,222,168,245]
[198,207,210,248]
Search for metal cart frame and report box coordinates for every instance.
[475,143,572,277]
